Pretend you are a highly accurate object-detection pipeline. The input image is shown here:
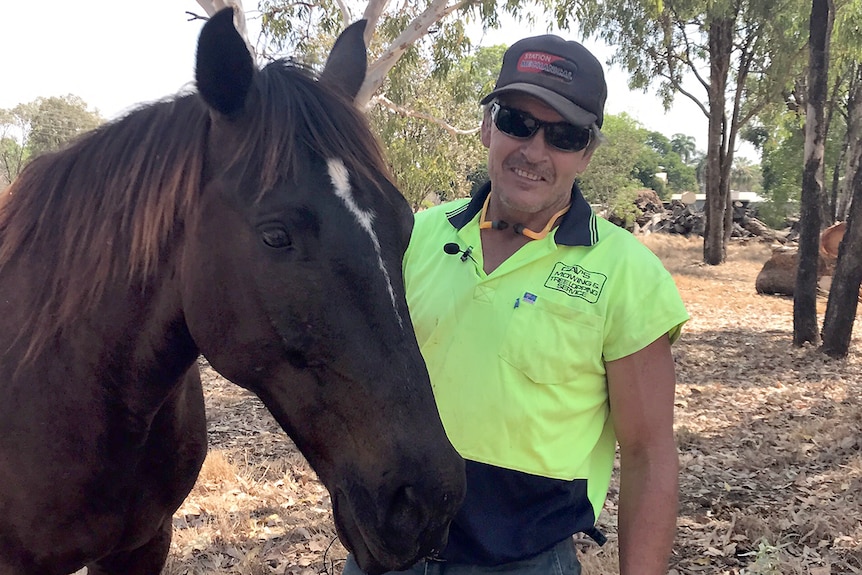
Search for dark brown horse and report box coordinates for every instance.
[0,9,463,575]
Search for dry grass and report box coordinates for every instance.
[160,234,861,575]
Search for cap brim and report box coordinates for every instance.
[480,84,598,127]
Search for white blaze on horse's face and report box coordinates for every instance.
[327,158,403,328]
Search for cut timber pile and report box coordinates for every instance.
[611,191,786,243]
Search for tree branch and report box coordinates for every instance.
[361,0,390,44]
[356,0,466,106]
[675,21,710,91]
[369,94,480,136]
[639,43,709,117]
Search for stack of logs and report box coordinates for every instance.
[602,190,853,299]
[609,189,786,243]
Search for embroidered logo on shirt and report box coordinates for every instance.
[545,263,607,303]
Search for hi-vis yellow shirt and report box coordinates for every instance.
[403,184,689,552]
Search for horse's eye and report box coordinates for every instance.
[261,227,292,249]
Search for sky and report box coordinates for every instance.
[0,0,755,160]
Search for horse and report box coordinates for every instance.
[0,9,464,575]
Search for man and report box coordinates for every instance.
[344,33,688,575]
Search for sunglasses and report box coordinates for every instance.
[490,102,592,153]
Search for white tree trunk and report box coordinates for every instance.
[837,70,862,219]
[355,0,466,108]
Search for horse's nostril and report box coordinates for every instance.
[385,485,426,540]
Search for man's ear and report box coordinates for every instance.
[481,112,492,149]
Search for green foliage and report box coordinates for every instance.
[670,133,697,163]
[257,1,520,209]
[580,115,698,207]
[258,0,342,60]
[607,187,643,229]
[739,538,790,575]
[375,111,484,208]
[368,45,495,209]
[256,0,699,211]
[757,69,850,226]
[664,151,699,192]
[759,111,804,227]
[646,131,671,155]
[730,156,763,195]
[25,95,102,158]
[0,95,101,185]
[578,113,646,206]
[833,0,862,61]
[633,144,667,197]
[0,136,23,188]
[635,130,699,197]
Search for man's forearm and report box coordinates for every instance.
[617,452,679,575]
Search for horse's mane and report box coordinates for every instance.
[0,60,394,358]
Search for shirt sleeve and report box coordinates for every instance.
[601,246,689,362]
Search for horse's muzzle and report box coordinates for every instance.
[331,478,463,575]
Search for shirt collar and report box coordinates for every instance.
[445,181,598,247]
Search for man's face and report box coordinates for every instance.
[481,93,594,221]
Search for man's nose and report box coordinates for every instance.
[520,126,549,160]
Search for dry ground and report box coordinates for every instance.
[162,235,862,575]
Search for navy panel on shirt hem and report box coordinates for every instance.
[438,459,598,565]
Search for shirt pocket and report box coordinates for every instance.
[499,296,604,385]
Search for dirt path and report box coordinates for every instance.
[164,236,862,575]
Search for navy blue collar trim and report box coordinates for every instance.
[446,181,597,247]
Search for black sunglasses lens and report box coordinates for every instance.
[546,124,591,152]
[494,104,591,152]
[495,106,539,139]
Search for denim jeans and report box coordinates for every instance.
[341,538,581,575]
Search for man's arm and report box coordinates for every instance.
[605,335,679,575]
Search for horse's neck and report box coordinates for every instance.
[1,250,200,412]
[80,272,201,404]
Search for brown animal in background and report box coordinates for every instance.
[755,247,831,296]
[756,221,854,297]
[818,221,862,301]
[820,221,847,263]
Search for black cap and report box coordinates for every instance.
[480,35,607,128]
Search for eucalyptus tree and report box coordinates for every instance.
[367,45,499,208]
[0,108,27,187]
[820,0,862,357]
[821,119,862,357]
[25,96,102,158]
[572,0,807,264]
[252,0,588,206]
[256,0,560,107]
[832,65,859,220]
[794,0,835,345]
[830,2,862,221]
[0,95,101,185]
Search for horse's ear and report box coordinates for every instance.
[195,7,255,116]
[319,20,368,102]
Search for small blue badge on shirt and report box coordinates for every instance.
[522,292,537,304]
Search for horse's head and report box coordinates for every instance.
[181,9,464,573]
